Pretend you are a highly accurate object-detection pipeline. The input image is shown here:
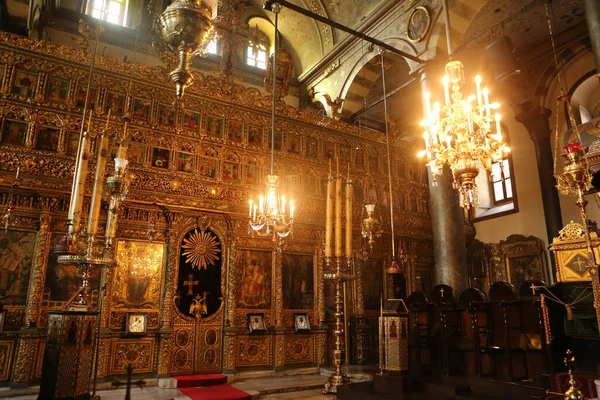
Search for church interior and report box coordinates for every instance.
[0,0,600,399]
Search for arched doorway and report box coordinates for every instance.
[170,218,226,375]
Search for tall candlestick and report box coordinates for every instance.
[326,176,334,258]
[345,177,352,258]
[335,175,342,257]
[87,130,109,237]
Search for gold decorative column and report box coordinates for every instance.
[24,211,51,327]
[158,212,175,376]
[273,248,285,370]
[222,227,237,374]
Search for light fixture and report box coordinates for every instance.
[378,49,410,275]
[417,0,509,209]
[248,4,295,240]
[154,0,215,99]
[361,174,383,251]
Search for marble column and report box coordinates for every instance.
[584,0,600,72]
[419,68,468,294]
[515,106,563,247]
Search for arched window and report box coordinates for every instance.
[247,42,267,70]
[490,158,513,205]
[88,0,128,26]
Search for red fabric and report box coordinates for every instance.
[549,372,598,398]
[179,384,252,400]
[174,373,228,388]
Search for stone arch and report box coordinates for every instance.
[426,0,489,61]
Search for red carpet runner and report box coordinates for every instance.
[174,374,252,400]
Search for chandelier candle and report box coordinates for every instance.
[418,61,510,209]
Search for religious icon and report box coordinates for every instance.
[287,132,300,154]
[406,6,431,43]
[206,115,223,138]
[204,348,216,365]
[268,129,283,151]
[64,319,79,347]
[228,120,244,143]
[183,110,200,132]
[127,142,145,165]
[67,132,80,157]
[286,175,300,192]
[507,254,544,289]
[0,232,35,300]
[293,313,310,332]
[11,70,36,98]
[199,157,217,178]
[355,148,365,170]
[282,254,314,310]
[158,104,176,127]
[247,313,266,333]
[362,259,383,310]
[369,154,379,173]
[83,319,94,345]
[237,250,271,309]
[105,92,126,116]
[339,145,351,162]
[189,291,209,318]
[75,85,98,109]
[45,77,68,103]
[306,136,318,159]
[222,161,238,181]
[323,142,335,159]
[115,241,164,308]
[389,320,398,340]
[126,313,147,335]
[152,147,170,169]
[205,329,217,346]
[244,165,259,184]
[35,126,60,152]
[247,125,263,147]
[177,152,195,173]
[1,120,27,146]
[176,329,189,347]
[132,98,151,120]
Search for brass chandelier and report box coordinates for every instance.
[248,4,295,239]
[417,0,509,209]
[418,61,509,209]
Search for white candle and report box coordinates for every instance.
[15,167,19,180]
[475,75,482,105]
[253,204,257,221]
[442,76,450,105]
[290,201,295,219]
[281,196,286,214]
[249,200,253,217]
[465,104,473,133]
[483,88,490,116]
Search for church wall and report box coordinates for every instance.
[0,31,431,384]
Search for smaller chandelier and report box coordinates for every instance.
[361,204,383,251]
[418,61,510,209]
[248,175,294,238]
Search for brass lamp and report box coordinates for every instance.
[155,0,214,99]
[361,203,382,251]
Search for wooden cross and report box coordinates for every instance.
[439,287,445,297]
[183,274,199,296]
[573,256,588,272]
[530,283,537,295]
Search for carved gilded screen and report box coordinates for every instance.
[114,240,164,309]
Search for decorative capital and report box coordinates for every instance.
[515,105,552,142]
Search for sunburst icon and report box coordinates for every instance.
[182,229,221,270]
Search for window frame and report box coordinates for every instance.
[88,0,129,27]
[246,42,268,70]
[490,158,514,206]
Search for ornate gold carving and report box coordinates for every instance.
[554,220,592,242]
[109,338,155,375]
[284,335,313,364]
[236,336,270,367]
[7,337,25,382]
[24,212,51,327]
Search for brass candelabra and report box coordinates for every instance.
[556,142,600,332]
[323,161,354,394]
